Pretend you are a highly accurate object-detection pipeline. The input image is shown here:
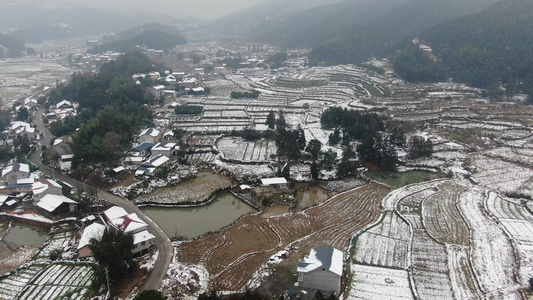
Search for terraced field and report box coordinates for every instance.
[177,183,391,291]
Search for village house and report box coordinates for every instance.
[77,222,106,258]
[7,121,36,140]
[151,142,178,157]
[31,178,62,200]
[56,100,73,109]
[1,162,30,186]
[148,71,160,80]
[136,154,170,176]
[35,194,78,215]
[148,85,166,98]
[297,245,343,294]
[103,206,156,254]
[260,177,288,189]
[130,142,154,158]
[138,128,161,144]
[181,77,199,89]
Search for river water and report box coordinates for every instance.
[141,193,256,239]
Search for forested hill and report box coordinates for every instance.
[249,0,407,49]
[308,0,499,66]
[394,0,533,100]
[0,34,32,58]
[88,27,187,54]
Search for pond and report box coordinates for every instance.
[2,222,48,249]
[141,193,257,239]
[365,170,443,188]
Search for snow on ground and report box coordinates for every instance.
[214,158,275,180]
[458,188,519,296]
[161,248,210,299]
[140,250,159,270]
[347,264,413,300]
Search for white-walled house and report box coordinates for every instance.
[297,245,343,294]
[103,206,155,254]
[138,128,161,144]
[2,162,30,185]
[77,223,106,258]
[32,178,62,200]
[151,142,178,157]
[260,177,288,189]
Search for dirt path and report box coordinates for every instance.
[177,183,391,291]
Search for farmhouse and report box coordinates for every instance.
[1,162,30,185]
[103,206,156,254]
[297,245,343,294]
[148,85,166,98]
[35,194,78,214]
[138,128,161,144]
[260,177,288,189]
[77,223,106,258]
[136,154,170,176]
[31,178,62,200]
[130,142,154,157]
[151,142,178,157]
[181,77,199,89]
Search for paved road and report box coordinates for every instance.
[29,108,173,291]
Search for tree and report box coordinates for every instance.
[89,227,136,287]
[320,149,337,171]
[266,111,276,129]
[306,139,322,161]
[311,162,319,181]
[134,290,166,300]
[276,111,287,132]
[17,107,29,121]
[328,128,341,145]
[409,136,433,159]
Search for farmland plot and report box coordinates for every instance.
[0,265,44,299]
[412,268,454,300]
[485,191,533,284]
[354,212,410,268]
[217,138,277,162]
[382,179,443,210]
[422,181,469,245]
[447,245,481,299]
[35,231,75,260]
[471,156,533,197]
[177,183,390,291]
[18,264,94,300]
[347,264,413,300]
[458,189,519,295]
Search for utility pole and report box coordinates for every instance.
[105,267,110,299]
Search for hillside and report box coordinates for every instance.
[249,0,407,49]
[394,0,533,100]
[0,34,31,58]
[308,0,499,65]
[209,0,342,36]
[1,1,165,43]
[88,27,187,54]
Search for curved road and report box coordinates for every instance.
[29,108,173,291]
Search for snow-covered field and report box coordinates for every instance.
[347,264,413,300]
[0,263,93,300]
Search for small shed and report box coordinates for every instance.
[240,184,252,194]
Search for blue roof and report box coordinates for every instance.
[131,142,153,152]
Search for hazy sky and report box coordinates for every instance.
[62,0,263,20]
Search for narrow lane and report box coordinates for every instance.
[29,108,173,291]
